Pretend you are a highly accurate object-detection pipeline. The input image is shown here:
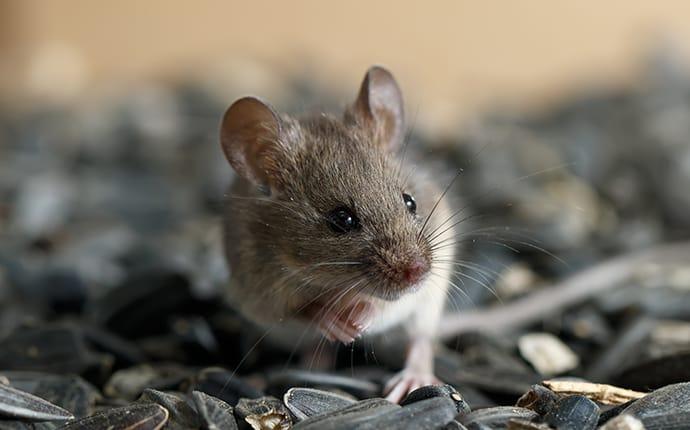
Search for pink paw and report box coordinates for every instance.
[384,370,442,403]
[315,301,375,344]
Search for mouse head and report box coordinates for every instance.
[220,66,439,301]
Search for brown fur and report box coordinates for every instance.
[220,67,457,351]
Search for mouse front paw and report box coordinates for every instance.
[384,370,442,403]
[314,300,375,344]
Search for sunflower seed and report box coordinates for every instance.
[0,383,74,422]
[57,403,168,430]
[543,395,599,430]
[356,397,457,430]
[516,384,560,416]
[599,414,645,430]
[292,398,398,430]
[191,390,238,430]
[136,389,200,429]
[283,387,355,421]
[459,406,538,428]
[400,384,470,416]
[459,406,539,428]
[621,382,690,423]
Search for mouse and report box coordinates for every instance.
[219,66,459,402]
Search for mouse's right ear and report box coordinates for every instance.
[348,66,405,151]
[220,97,283,189]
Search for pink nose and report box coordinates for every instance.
[402,257,429,284]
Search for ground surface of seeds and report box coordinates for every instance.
[1,59,690,428]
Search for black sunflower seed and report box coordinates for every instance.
[191,390,238,430]
[57,403,168,430]
[283,387,355,421]
[543,395,600,430]
[0,383,74,422]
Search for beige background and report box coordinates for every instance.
[2,1,690,134]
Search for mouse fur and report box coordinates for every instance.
[219,66,458,400]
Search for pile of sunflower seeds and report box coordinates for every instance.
[2,367,689,428]
[1,53,690,428]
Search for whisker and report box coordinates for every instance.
[417,169,464,241]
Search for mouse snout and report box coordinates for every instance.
[379,251,431,288]
[402,257,430,285]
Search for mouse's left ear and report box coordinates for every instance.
[348,66,405,151]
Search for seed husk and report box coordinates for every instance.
[542,380,645,405]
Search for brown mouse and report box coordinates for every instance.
[219,66,458,402]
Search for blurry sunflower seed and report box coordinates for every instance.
[0,326,108,376]
[543,395,599,430]
[614,351,690,390]
[518,333,580,376]
[10,374,98,418]
[81,325,146,366]
[193,367,264,406]
[0,383,74,422]
[91,269,198,338]
[191,390,238,430]
[586,317,655,383]
[283,387,355,421]
[561,307,613,346]
[58,403,168,429]
[136,389,200,429]
[439,365,538,396]
[104,364,191,401]
[267,370,379,399]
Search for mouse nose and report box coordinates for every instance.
[402,256,430,284]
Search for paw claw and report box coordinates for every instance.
[384,370,442,403]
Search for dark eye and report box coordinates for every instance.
[403,193,416,214]
[327,206,360,233]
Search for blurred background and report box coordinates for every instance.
[0,0,690,392]
[4,1,690,133]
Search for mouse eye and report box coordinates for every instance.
[326,206,360,233]
[403,193,416,214]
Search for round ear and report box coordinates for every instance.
[220,97,282,188]
[350,66,405,150]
